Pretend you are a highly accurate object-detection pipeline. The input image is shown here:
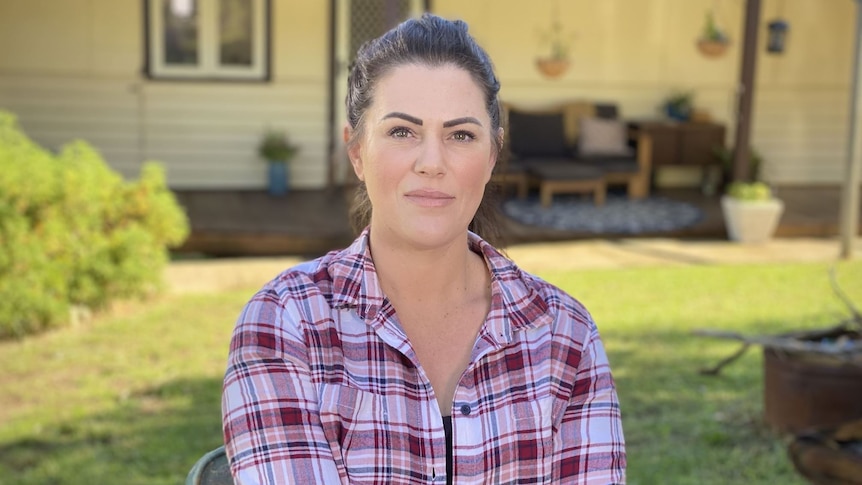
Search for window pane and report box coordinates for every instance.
[163,0,199,65]
[220,0,253,66]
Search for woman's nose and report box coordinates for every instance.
[413,138,446,176]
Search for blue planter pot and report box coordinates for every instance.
[665,105,692,122]
[268,161,289,196]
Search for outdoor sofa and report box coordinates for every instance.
[496,100,653,207]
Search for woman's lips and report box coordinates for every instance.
[404,189,455,207]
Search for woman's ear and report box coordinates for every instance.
[344,124,364,181]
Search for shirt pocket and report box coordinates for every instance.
[507,397,555,483]
[318,384,395,482]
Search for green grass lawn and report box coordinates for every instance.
[0,259,859,484]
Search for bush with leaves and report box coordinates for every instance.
[0,111,189,338]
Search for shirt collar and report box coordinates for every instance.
[468,232,553,343]
[328,228,552,340]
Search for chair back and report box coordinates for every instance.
[185,445,233,485]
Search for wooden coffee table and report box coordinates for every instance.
[529,164,607,208]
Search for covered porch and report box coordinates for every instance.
[173,186,862,257]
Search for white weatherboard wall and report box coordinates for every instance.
[0,0,329,189]
[0,0,856,188]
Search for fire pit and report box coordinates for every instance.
[696,324,862,432]
[695,268,862,483]
[762,326,862,433]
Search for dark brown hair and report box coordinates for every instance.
[345,13,505,247]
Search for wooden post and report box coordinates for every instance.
[326,0,338,189]
[841,0,862,259]
[732,0,762,182]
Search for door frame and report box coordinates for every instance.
[325,0,431,187]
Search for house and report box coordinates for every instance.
[0,0,856,192]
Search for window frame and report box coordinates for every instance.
[144,0,271,82]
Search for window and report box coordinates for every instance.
[146,0,270,80]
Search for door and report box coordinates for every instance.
[330,0,426,185]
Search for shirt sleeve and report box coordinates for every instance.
[221,286,346,485]
[553,321,627,484]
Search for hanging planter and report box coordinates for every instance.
[535,4,573,80]
[535,58,570,79]
[697,39,730,58]
[697,9,730,58]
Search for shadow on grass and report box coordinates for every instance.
[0,377,224,485]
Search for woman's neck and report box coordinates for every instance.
[369,230,482,305]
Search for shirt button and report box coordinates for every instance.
[460,404,472,416]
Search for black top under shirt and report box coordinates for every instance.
[442,416,453,485]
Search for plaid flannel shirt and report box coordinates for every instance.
[222,229,625,484]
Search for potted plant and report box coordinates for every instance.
[697,10,730,58]
[716,145,783,242]
[663,90,694,122]
[258,129,299,196]
[720,180,784,243]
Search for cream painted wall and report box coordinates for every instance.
[753,0,855,184]
[0,0,140,76]
[0,0,331,189]
[0,0,94,74]
[434,0,856,186]
[272,0,328,81]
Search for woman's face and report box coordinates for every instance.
[347,63,499,250]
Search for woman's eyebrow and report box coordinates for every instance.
[383,112,423,125]
[443,116,482,128]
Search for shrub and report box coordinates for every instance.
[0,111,189,338]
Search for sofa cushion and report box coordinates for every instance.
[577,117,634,157]
[578,155,640,174]
[507,110,569,158]
[593,103,619,119]
[528,162,604,181]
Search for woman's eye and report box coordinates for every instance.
[452,131,475,142]
[388,127,411,138]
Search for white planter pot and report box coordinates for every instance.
[720,196,785,243]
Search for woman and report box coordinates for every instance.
[222,13,625,484]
